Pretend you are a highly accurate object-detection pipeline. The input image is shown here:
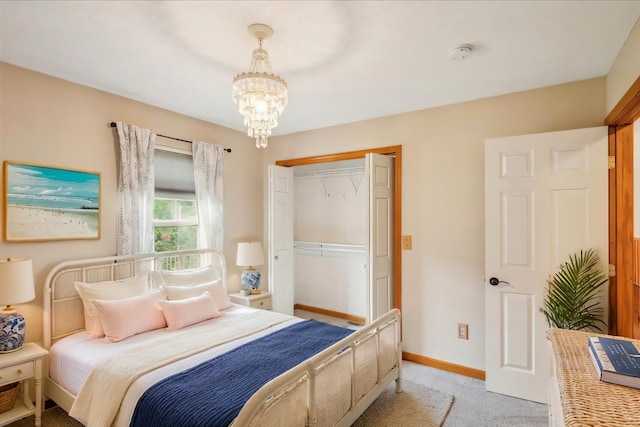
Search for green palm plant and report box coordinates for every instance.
[540,248,608,331]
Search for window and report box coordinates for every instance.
[153,198,198,252]
[154,147,198,253]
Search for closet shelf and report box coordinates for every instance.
[294,241,366,255]
[293,167,365,178]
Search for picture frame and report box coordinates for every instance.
[3,161,101,242]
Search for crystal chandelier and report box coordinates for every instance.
[232,24,288,148]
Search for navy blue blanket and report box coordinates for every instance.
[130,319,352,427]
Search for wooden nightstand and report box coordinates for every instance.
[229,292,272,310]
[0,343,48,427]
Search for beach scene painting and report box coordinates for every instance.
[4,162,100,241]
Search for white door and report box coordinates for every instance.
[366,153,394,323]
[268,165,294,315]
[485,126,608,403]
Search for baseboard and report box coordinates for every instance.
[402,351,485,380]
[293,304,366,325]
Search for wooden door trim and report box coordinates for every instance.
[612,124,634,337]
[276,145,403,315]
[606,75,640,125]
[609,130,618,334]
[607,75,640,338]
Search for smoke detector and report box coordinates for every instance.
[449,44,473,61]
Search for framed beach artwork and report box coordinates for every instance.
[3,161,100,242]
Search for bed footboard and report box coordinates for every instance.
[233,308,402,427]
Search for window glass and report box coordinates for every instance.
[154,198,198,252]
[154,147,198,252]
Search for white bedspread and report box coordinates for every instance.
[68,308,293,427]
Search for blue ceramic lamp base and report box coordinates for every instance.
[241,269,261,294]
[0,309,26,353]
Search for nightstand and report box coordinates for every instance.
[229,291,272,310]
[0,343,48,427]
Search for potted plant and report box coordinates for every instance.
[540,248,608,331]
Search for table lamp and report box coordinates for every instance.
[237,242,264,295]
[0,258,35,353]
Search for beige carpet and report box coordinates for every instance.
[8,380,453,427]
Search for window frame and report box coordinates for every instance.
[153,142,199,253]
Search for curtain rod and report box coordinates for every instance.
[109,122,231,153]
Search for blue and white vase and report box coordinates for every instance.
[241,270,261,293]
[0,310,26,353]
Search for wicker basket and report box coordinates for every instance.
[0,382,20,414]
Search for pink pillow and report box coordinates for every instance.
[161,280,232,310]
[92,291,167,343]
[158,292,221,331]
[74,272,150,338]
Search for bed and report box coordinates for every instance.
[43,248,402,426]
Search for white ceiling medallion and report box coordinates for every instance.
[448,44,473,61]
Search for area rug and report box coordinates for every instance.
[353,379,454,427]
[9,380,453,427]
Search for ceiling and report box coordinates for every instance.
[2,1,640,137]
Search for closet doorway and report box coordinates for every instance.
[268,146,402,324]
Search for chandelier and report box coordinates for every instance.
[232,23,288,148]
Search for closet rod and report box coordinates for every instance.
[294,241,366,254]
[296,247,366,255]
[109,122,231,153]
[294,167,365,178]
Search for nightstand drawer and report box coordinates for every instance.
[249,297,272,310]
[0,360,33,384]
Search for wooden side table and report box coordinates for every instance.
[229,291,272,310]
[0,343,48,427]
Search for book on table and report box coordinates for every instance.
[588,336,640,389]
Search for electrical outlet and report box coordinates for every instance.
[458,323,469,340]
[402,235,412,250]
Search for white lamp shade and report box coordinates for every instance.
[0,258,36,306]
[236,242,264,267]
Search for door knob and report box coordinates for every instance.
[489,277,510,286]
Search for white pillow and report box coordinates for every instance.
[74,272,150,338]
[93,291,167,343]
[159,292,221,331]
[160,265,219,286]
[161,280,232,310]
[149,271,165,288]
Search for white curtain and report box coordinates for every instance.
[115,122,156,255]
[193,141,225,250]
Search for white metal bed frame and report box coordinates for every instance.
[43,248,402,426]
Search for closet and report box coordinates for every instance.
[293,160,368,323]
[268,153,395,324]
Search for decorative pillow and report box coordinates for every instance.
[161,280,232,310]
[92,291,167,343]
[149,271,165,288]
[160,265,219,286]
[74,272,151,338]
[158,292,221,331]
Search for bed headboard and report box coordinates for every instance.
[43,248,227,350]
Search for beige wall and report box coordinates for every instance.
[3,30,638,372]
[265,77,607,370]
[0,62,264,346]
[607,17,640,114]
